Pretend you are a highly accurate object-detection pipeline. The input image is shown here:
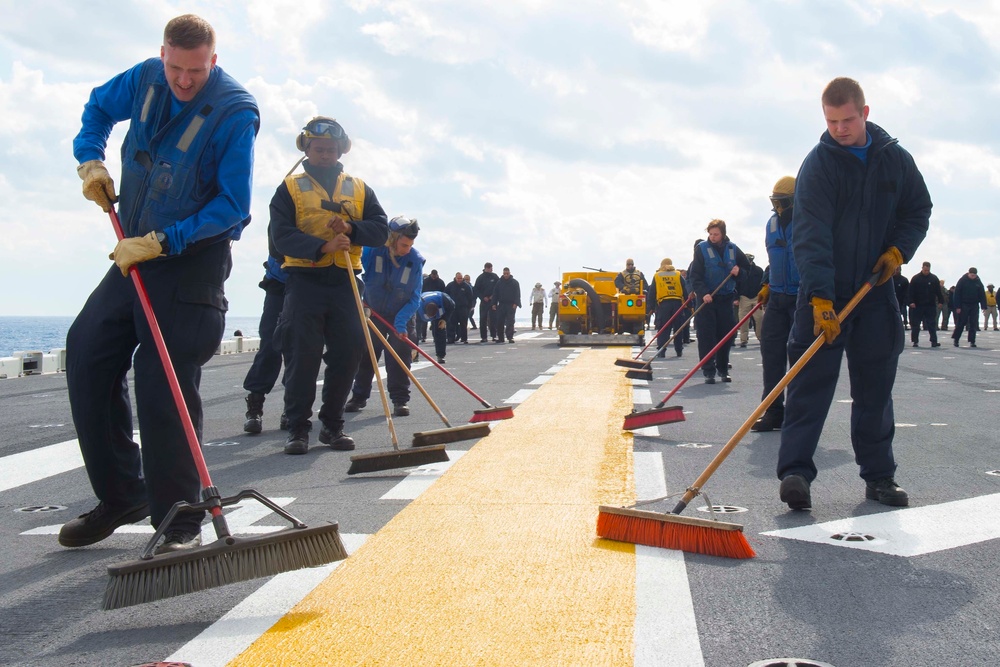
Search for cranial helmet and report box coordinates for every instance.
[296,116,352,154]
[770,175,795,214]
[389,215,419,239]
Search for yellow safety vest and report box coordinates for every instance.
[619,269,644,295]
[654,270,683,302]
[281,171,367,270]
[988,291,997,307]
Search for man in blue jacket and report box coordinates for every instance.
[777,77,932,511]
[751,176,799,432]
[420,291,455,363]
[60,15,259,554]
[242,242,289,434]
[345,216,423,417]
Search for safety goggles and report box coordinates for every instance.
[303,120,346,140]
[389,216,419,238]
[769,195,793,210]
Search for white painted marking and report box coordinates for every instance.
[630,378,650,387]
[931,423,948,426]
[927,377,945,380]
[633,447,704,666]
[528,374,553,385]
[23,497,299,538]
[0,439,84,492]
[381,451,468,500]
[544,365,564,374]
[762,493,1000,556]
[836,399,851,403]
[895,423,916,427]
[504,389,536,404]
[631,425,660,437]
[633,388,652,405]
[165,532,370,667]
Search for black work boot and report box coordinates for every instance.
[243,392,265,434]
[865,478,909,506]
[284,426,309,455]
[751,412,783,432]
[393,402,410,417]
[344,396,367,413]
[58,501,150,547]
[319,424,355,451]
[279,412,289,430]
[779,474,812,510]
[154,529,202,555]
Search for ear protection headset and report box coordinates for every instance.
[296,116,352,154]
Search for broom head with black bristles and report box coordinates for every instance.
[622,404,686,430]
[614,357,651,369]
[103,522,347,609]
[625,367,653,381]
[469,405,514,422]
[412,423,490,447]
[597,505,754,559]
[348,444,449,475]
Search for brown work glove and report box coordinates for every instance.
[437,319,447,330]
[872,246,903,286]
[756,284,770,306]
[110,231,163,277]
[811,296,840,344]
[78,160,118,212]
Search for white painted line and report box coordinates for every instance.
[23,498,299,538]
[165,532,370,667]
[634,451,666,498]
[544,365,564,374]
[528,374,553,385]
[380,451,468,500]
[631,425,660,437]
[504,389,536,404]
[633,388,652,405]
[762,493,1000,556]
[0,439,84,492]
[633,445,704,667]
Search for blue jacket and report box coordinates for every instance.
[419,291,455,322]
[690,238,748,297]
[764,210,799,295]
[792,121,931,301]
[74,58,259,252]
[361,245,425,333]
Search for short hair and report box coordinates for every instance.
[484,262,493,269]
[423,301,439,317]
[503,267,510,272]
[706,219,727,237]
[822,77,865,113]
[922,261,931,268]
[164,14,216,51]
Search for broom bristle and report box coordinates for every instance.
[596,507,755,559]
[622,405,685,431]
[624,368,653,381]
[412,423,490,447]
[469,406,514,423]
[103,523,348,610]
[614,358,649,369]
[347,445,449,475]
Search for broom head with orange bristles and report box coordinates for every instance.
[622,405,685,430]
[469,405,514,423]
[596,505,755,559]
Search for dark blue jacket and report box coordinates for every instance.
[764,210,799,295]
[419,291,455,322]
[792,121,932,301]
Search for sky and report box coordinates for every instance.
[1,0,997,317]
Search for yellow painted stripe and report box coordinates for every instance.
[230,348,637,665]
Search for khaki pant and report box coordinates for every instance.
[738,295,763,343]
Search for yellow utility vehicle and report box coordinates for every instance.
[557,269,645,346]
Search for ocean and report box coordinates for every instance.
[0,315,264,358]
[0,312,540,358]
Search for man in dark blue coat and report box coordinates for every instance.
[777,77,932,511]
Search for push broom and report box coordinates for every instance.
[343,250,449,475]
[622,301,764,430]
[367,308,515,422]
[599,274,879,559]
[362,319,491,446]
[102,207,347,610]
[614,292,695,369]
[625,274,735,381]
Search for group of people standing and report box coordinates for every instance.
[893,265,992,348]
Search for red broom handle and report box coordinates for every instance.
[108,208,217,498]
[632,292,694,360]
[366,307,493,408]
[671,274,879,514]
[654,301,763,408]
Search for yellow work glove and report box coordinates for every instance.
[437,319,447,330]
[872,246,903,286]
[77,160,118,212]
[811,296,840,344]
[756,284,770,306]
[110,231,163,277]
